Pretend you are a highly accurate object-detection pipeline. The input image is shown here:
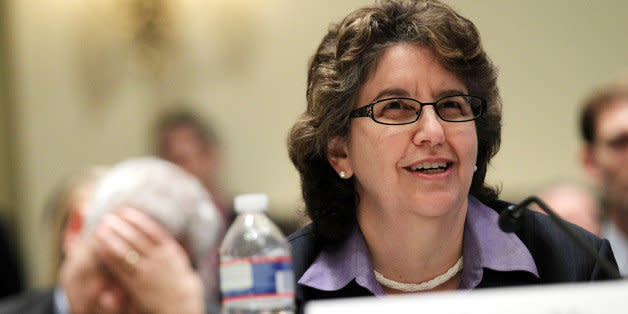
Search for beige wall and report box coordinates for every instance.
[0,101,11,215]
[451,1,628,199]
[4,0,628,287]
[0,78,10,212]
[0,0,12,212]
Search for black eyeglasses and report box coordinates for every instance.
[349,95,486,125]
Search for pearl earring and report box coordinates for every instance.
[473,165,478,172]
[339,171,346,179]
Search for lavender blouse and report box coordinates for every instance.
[298,196,539,295]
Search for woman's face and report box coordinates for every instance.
[331,43,477,220]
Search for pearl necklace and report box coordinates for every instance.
[374,256,463,292]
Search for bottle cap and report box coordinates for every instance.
[234,193,268,213]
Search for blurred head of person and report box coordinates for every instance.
[82,156,224,262]
[155,110,221,193]
[580,74,628,224]
[534,182,601,235]
[287,0,501,241]
[59,157,223,313]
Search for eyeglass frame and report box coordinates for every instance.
[349,94,487,125]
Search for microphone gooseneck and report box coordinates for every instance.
[498,196,621,279]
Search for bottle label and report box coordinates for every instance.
[220,255,294,304]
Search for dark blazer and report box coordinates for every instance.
[0,288,223,314]
[288,199,619,313]
[0,289,55,314]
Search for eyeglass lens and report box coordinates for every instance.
[372,96,482,124]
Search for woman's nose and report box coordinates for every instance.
[412,106,445,147]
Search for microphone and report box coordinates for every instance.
[498,196,621,279]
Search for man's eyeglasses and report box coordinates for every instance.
[349,95,486,125]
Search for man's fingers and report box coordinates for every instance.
[103,213,153,255]
[93,221,141,278]
[118,207,174,246]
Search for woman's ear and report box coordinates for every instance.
[327,136,353,178]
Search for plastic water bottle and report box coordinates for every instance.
[219,193,295,314]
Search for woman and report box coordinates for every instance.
[287,0,617,311]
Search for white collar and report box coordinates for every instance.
[601,221,628,276]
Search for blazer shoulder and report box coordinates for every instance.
[486,198,617,281]
[515,203,617,281]
[287,223,317,244]
[288,224,321,279]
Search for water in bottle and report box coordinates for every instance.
[220,193,295,314]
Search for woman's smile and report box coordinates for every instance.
[402,158,454,179]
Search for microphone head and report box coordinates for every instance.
[498,205,522,233]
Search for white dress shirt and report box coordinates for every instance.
[601,221,628,276]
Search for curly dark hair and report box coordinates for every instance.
[288,0,502,242]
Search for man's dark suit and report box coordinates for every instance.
[0,289,56,314]
[0,288,223,314]
[288,199,620,314]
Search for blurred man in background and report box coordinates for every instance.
[155,110,233,228]
[0,157,224,313]
[580,74,628,276]
[154,109,304,235]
